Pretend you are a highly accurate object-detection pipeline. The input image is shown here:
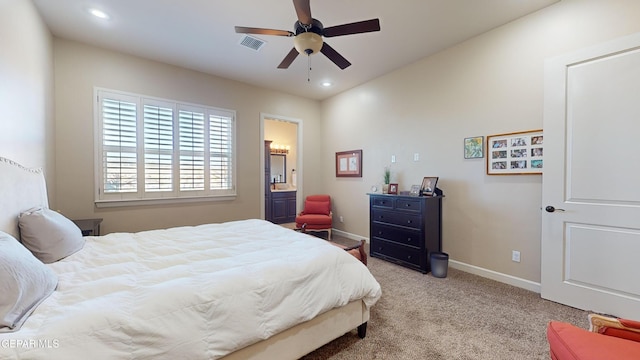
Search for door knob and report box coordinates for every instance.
[545,206,565,213]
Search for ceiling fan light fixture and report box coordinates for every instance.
[294,32,323,55]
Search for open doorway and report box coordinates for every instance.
[260,113,302,222]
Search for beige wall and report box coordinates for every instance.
[0,0,55,202]
[321,0,640,284]
[53,38,321,234]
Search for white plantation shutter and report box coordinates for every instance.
[96,89,236,205]
[102,98,138,193]
[143,103,174,192]
[179,109,206,191]
[210,113,233,190]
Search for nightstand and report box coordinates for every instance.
[72,218,103,236]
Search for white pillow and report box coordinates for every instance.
[0,231,57,332]
[18,208,85,263]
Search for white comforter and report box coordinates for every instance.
[0,219,381,359]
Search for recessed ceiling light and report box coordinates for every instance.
[321,82,332,87]
[88,8,110,20]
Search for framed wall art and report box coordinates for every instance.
[464,136,484,159]
[486,130,543,175]
[335,149,363,177]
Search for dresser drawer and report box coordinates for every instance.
[371,196,393,209]
[395,198,422,212]
[371,223,421,248]
[371,239,422,268]
[371,209,421,229]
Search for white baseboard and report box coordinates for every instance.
[333,229,540,293]
[332,229,369,243]
[449,260,541,293]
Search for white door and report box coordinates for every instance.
[542,33,640,319]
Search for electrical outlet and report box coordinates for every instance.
[512,250,521,263]
[391,155,396,163]
[339,216,344,223]
[413,153,419,161]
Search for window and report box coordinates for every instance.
[95,89,236,206]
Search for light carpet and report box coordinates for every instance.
[302,252,588,360]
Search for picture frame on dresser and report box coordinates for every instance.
[388,183,398,195]
[420,177,438,196]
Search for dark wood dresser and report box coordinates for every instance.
[369,194,442,273]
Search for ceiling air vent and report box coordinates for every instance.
[239,35,266,51]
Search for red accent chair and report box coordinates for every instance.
[547,314,640,360]
[295,195,332,240]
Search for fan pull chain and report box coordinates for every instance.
[307,55,311,82]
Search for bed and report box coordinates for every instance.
[0,157,381,359]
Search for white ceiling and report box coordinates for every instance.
[32,0,559,100]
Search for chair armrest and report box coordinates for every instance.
[589,314,640,342]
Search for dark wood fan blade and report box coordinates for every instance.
[323,19,381,37]
[293,0,312,25]
[320,43,351,70]
[235,26,294,37]
[278,48,299,69]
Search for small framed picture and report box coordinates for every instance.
[388,183,398,195]
[409,185,421,197]
[464,136,484,159]
[420,177,438,196]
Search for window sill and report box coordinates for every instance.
[95,194,237,208]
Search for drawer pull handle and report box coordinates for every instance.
[407,238,412,242]
[378,231,383,235]
[406,204,411,207]
[407,255,412,259]
[407,220,412,224]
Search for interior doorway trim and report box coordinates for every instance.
[260,113,303,220]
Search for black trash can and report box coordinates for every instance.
[430,252,449,278]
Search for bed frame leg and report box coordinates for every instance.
[357,322,368,338]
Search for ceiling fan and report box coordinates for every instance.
[234,0,380,70]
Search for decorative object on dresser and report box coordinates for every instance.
[382,167,391,194]
[369,193,442,274]
[388,183,398,195]
[420,176,438,197]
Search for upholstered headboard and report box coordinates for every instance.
[0,157,49,239]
